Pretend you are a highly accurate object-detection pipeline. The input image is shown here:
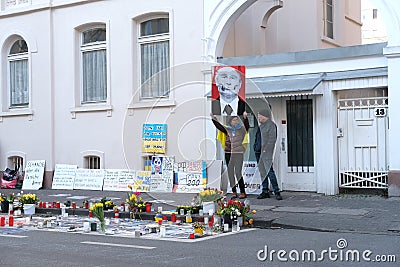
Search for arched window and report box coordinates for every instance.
[8,39,29,107]
[138,17,170,98]
[84,155,101,169]
[7,155,24,172]
[80,27,107,103]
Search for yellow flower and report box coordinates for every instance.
[252,210,257,214]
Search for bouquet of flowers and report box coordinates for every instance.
[126,185,147,218]
[19,193,39,205]
[192,221,205,230]
[90,202,105,232]
[1,193,15,203]
[198,188,224,204]
[217,199,255,226]
[100,197,115,210]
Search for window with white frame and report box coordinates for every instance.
[80,27,107,103]
[84,155,100,169]
[8,39,29,107]
[7,155,24,172]
[324,0,334,39]
[138,17,170,98]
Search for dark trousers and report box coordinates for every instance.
[225,153,246,193]
[255,152,280,193]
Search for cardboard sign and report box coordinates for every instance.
[116,170,136,192]
[150,156,174,192]
[142,124,167,153]
[73,169,104,190]
[227,161,262,194]
[135,171,151,192]
[175,172,204,193]
[103,169,122,191]
[52,164,78,190]
[22,160,46,190]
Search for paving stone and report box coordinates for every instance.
[272,207,322,213]
[318,208,370,216]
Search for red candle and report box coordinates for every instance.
[189,233,195,239]
[39,202,43,208]
[158,219,162,225]
[171,213,176,222]
[0,217,5,227]
[163,215,167,221]
[85,201,89,209]
[8,216,14,227]
[89,211,93,218]
[56,202,61,209]
[43,202,47,208]
[198,216,204,223]
[72,202,76,210]
[146,203,151,212]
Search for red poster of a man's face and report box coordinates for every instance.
[211,66,246,116]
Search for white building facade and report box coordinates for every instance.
[1,0,400,196]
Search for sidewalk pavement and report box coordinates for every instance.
[1,188,399,235]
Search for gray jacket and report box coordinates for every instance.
[259,119,277,160]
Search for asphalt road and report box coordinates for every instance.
[1,228,398,267]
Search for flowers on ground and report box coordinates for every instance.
[90,203,105,221]
[0,193,15,203]
[90,202,105,232]
[100,197,115,210]
[192,221,205,230]
[197,188,224,203]
[217,199,254,225]
[19,193,39,205]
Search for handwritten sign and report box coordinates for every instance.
[22,160,46,190]
[116,170,136,191]
[73,169,104,190]
[135,171,151,192]
[142,123,167,153]
[150,156,174,192]
[103,169,122,191]
[175,172,204,193]
[52,164,78,190]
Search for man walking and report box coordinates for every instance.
[255,109,282,200]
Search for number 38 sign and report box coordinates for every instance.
[374,108,387,117]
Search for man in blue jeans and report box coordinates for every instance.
[253,109,282,200]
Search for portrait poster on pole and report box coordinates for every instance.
[211,66,246,116]
[22,160,46,190]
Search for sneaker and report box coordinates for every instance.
[275,192,283,200]
[231,193,238,199]
[257,192,270,199]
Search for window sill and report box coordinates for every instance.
[321,36,340,47]
[127,99,176,115]
[70,104,113,119]
[0,108,33,122]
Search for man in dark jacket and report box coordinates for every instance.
[255,109,282,200]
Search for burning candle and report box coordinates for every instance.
[171,213,176,222]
